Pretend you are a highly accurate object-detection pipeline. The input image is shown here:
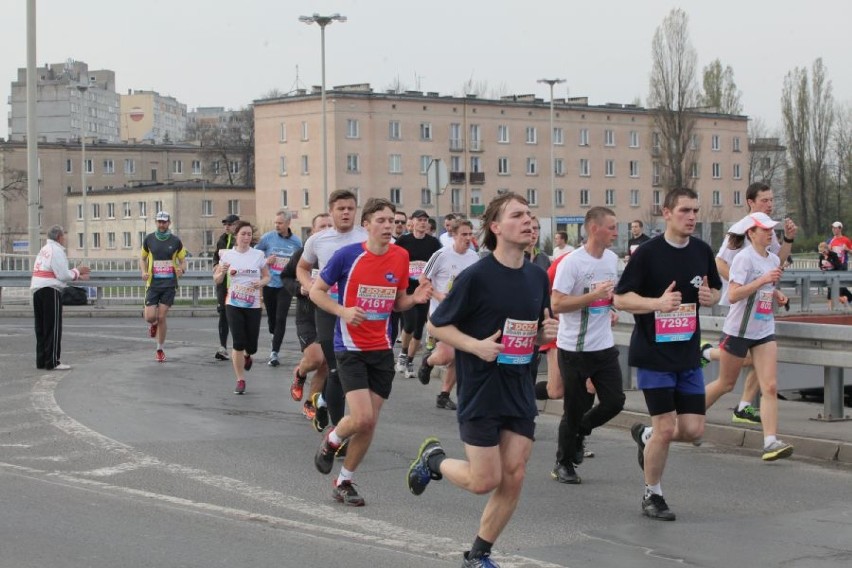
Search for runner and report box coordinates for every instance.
[395,210,442,378]
[139,211,187,362]
[550,206,624,485]
[296,190,368,432]
[256,209,302,368]
[213,221,270,394]
[614,187,721,521]
[406,193,558,567]
[417,218,480,410]
[310,198,432,506]
[213,214,239,360]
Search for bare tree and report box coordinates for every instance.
[647,8,700,190]
[829,103,852,221]
[383,75,409,94]
[186,106,255,186]
[701,59,743,114]
[809,59,835,231]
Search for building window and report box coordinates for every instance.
[389,154,402,174]
[346,119,360,138]
[389,120,401,140]
[605,159,615,177]
[733,191,742,206]
[526,157,537,175]
[77,233,84,249]
[122,231,132,248]
[154,200,163,214]
[629,130,640,148]
[712,162,721,179]
[420,122,432,141]
[498,157,509,175]
[301,121,309,140]
[712,190,721,206]
[526,188,538,206]
[280,190,288,208]
[124,159,135,174]
[92,232,101,249]
[278,156,287,176]
[652,132,661,153]
[138,231,145,247]
[202,199,213,216]
[302,189,310,208]
[203,230,214,248]
[123,201,131,218]
[420,155,432,174]
[76,204,83,220]
[451,188,462,212]
[138,201,147,217]
[652,161,661,186]
[467,156,480,173]
[629,160,639,178]
[228,200,240,215]
[605,189,615,206]
[733,136,741,152]
[65,159,73,173]
[690,162,700,179]
[469,124,481,151]
[107,232,116,249]
[192,160,202,175]
[470,188,482,206]
[107,202,115,219]
[579,128,589,146]
[711,134,720,151]
[604,129,615,147]
[279,122,287,142]
[553,127,564,145]
[346,154,360,173]
[85,159,93,174]
[554,158,564,176]
[554,188,565,207]
[690,133,700,150]
[421,187,432,205]
[497,124,510,143]
[450,155,462,173]
[172,160,183,174]
[579,158,590,177]
[450,123,463,150]
[390,187,402,205]
[525,126,537,144]
[229,161,240,175]
[103,159,114,174]
[733,163,741,179]
[653,190,662,208]
[301,155,309,175]
[212,160,221,174]
[580,189,590,207]
[630,189,640,207]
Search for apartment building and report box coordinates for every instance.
[120,90,188,143]
[255,84,751,250]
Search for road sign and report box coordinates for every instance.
[12,240,29,253]
[555,216,585,224]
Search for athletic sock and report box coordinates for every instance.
[642,427,653,444]
[156,343,163,351]
[738,401,752,411]
[469,536,493,559]
[534,380,550,400]
[295,368,307,381]
[702,346,713,361]
[763,435,777,447]
[316,394,327,408]
[427,450,446,474]
[644,483,662,497]
[328,429,343,447]
[336,467,354,486]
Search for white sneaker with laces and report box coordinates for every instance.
[53,364,71,370]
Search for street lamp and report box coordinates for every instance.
[299,12,347,209]
[538,78,565,240]
[75,80,93,259]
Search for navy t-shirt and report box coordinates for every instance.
[429,254,550,422]
[614,235,722,372]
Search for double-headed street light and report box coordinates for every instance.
[76,80,93,259]
[537,78,565,240]
[299,12,347,209]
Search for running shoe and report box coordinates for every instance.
[311,392,329,432]
[156,349,166,363]
[52,363,72,370]
[395,353,408,373]
[699,341,713,368]
[267,352,280,367]
[148,323,158,338]
[584,447,595,459]
[418,354,434,385]
[215,347,230,361]
[642,493,676,521]
[436,392,457,410]
[405,360,415,379]
[462,552,501,568]
[332,480,365,507]
[762,440,794,461]
[234,378,246,395]
[244,354,253,371]
[335,438,349,459]
[551,462,581,484]
[631,422,647,471]
[407,437,444,495]
[315,429,339,474]
[290,367,306,401]
[302,400,316,420]
[732,405,762,424]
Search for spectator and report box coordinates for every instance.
[828,221,852,270]
[818,242,852,309]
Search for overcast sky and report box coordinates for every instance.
[3,0,850,140]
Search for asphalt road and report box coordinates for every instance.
[1,317,851,568]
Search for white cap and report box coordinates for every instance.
[155,211,170,221]
[832,221,843,229]
[729,212,779,234]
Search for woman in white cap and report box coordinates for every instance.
[705,212,793,462]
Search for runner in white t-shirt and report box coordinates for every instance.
[416,219,480,409]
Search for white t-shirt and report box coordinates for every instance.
[722,245,779,340]
[439,232,453,248]
[552,245,574,259]
[221,247,266,309]
[302,226,368,269]
[553,246,619,352]
[716,229,780,306]
[422,245,480,315]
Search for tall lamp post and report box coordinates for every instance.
[299,12,347,209]
[537,78,565,240]
[76,81,92,259]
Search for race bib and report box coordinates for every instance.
[355,284,396,320]
[269,255,290,274]
[229,283,258,308]
[409,261,427,279]
[329,283,340,301]
[152,260,175,279]
[497,318,538,365]
[588,280,614,315]
[654,303,697,343]
[755,290,773,321]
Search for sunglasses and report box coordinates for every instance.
[394,220,406,224]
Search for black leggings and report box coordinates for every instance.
[402,302,429,340]
[263,286,293,352]
[216,284,229,348]
[316,308,345,425]
[225,306,262,354]
[33,287,63,370]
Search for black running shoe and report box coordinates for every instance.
[551,463,581,484]
[332,480,365,507]
[642,493,676,521]
[311,392,329,432]
[436,392,457,410]
[407,437,444,495]
[631,422,647,471]
[417,354,433,385]
[314,429,339,475]
[462,551,501,567]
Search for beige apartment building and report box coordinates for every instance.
[0,140,254,255]
[120,90,188,144]
[255,84,751,250]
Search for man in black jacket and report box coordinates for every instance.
[213,214,239,360]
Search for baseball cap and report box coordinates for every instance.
[222,214,240,224]
[410,209,429,219]
[742,212,779,232]
[155,211,170,222]
[832,221,843,229]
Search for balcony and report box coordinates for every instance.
[651,205,663,216]
[469,172,485,184]
[470,203,485,217]
[449,138,465,152]
[469,139,483,152]
[450,172,466,184]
